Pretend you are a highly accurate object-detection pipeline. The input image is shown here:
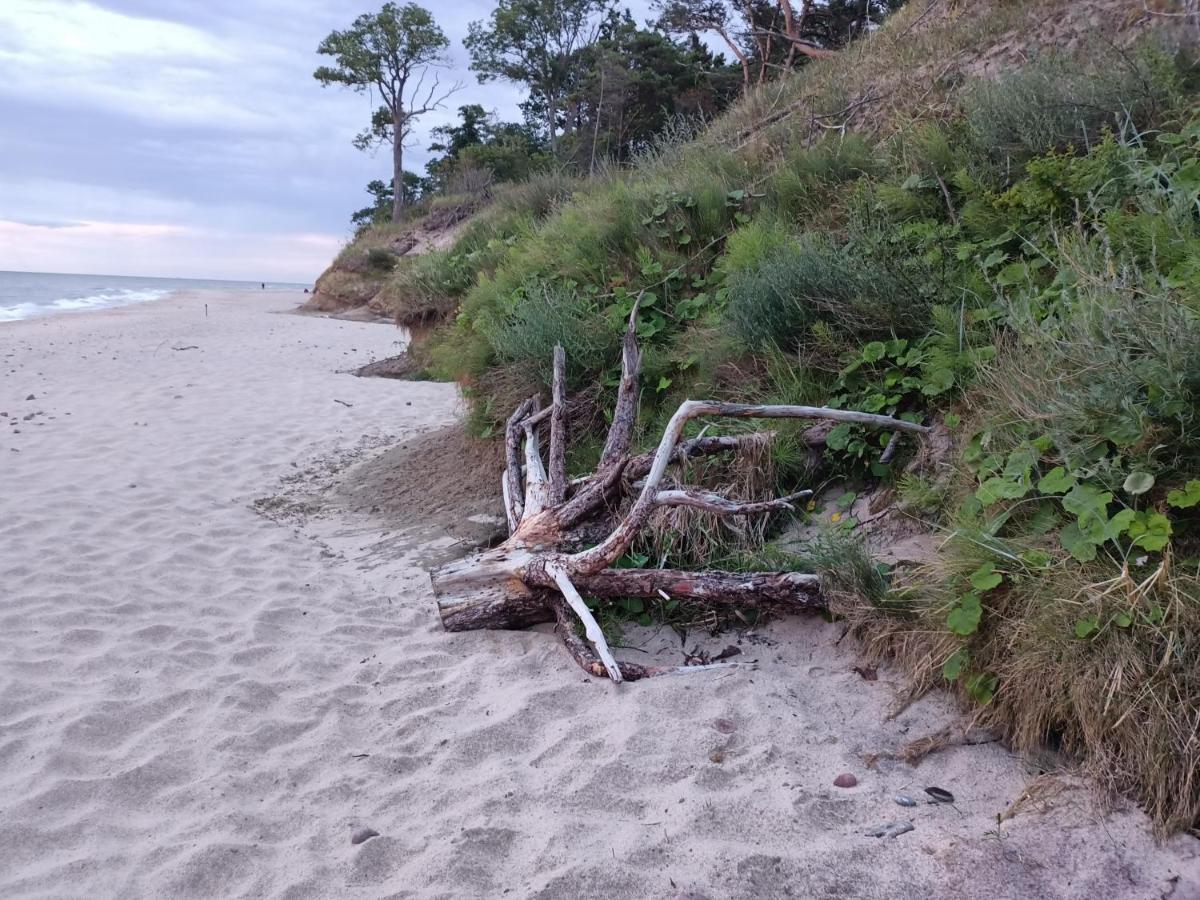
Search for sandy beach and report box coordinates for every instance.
[1,290,1197,899]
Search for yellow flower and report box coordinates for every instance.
[831,512,843,523]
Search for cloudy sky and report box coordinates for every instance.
[0,1,650,283]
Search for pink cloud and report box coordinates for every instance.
[0,219,339,283]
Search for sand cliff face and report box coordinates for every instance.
[1,290,1197,897]
[305,203,475,318]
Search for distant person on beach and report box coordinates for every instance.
[261,282,265,289]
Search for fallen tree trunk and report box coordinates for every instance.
[429,305,929,681]
[437,566,823,631]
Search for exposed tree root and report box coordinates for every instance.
[429,311,930,681]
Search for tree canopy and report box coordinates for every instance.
[465,0,613,152]
[328,1,910,228]
[315,2,458,219]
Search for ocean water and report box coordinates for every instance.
[0,271,309,322]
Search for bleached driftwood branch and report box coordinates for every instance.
[429,313,930,682]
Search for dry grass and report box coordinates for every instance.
[701,0,1177,160]
[641,431,781,568]
[832,540,1200,836]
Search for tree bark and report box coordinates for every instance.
[435,561,823,632]
[392,113,405,222]
[716,27,752,92]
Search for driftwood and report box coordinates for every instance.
[429,311,930,682]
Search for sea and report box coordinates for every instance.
[0,271,309,322]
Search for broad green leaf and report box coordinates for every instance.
[965,673,998,705]
[1123,471,1155,496]
[1026,501,1062,535]
[942,648,969,682]
[1104,508,1136,541]
[975,475,1030,506]
[1167,479,1200,509]
[921,368,955,396]
[1019,548,1052,568]
[1003,446,1037,482]
[862,341,887,363]
[1114,611,1132,628]
[1038,466,1076,495]
[1031,433,1054,452]
[1061,483,1113,520]
[1059,522,1099,562]
[947,593,983,636]
[995,261,1032,286]
[1074,616,1099,639]
[826,423,853,451]
[862,393,888,412]
[1127,510,1172,551]
[969,563,1003,592]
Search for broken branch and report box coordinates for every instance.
[571,400,928,573]
[598,299,642,469]
[546,561,622,683]
[653,488,812,515]
[548,344,568,505]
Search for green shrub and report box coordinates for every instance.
[492,170,579,220]
[723,235,928,351]
[964,42,1183,166]
[716,218,794,278]
[479,281,621,387]
[365,247,397,272]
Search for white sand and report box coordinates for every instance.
[1,290,1197,899]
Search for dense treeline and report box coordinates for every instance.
[320,1,905,226]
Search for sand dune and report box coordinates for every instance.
[1,291,1197,898]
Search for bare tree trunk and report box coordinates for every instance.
[780,0,799,70]
[391,113,405,222]
[717,27,752,92]
[427,316,931,682]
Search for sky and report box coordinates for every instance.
[0,1,653,283]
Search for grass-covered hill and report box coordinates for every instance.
[318,0,1200,833]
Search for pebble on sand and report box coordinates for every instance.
[833,773,858,788]
[351,827,380,845]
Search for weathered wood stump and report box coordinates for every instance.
[429,309,929,681]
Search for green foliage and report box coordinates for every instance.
[480,281,621,387]
[425,104,551,189]
[465,0,609,148]
[825,329,987,474]
[723,235,925,350]
[315,3,451,214]
[716,218,793,278]
[963,42,1181,165]
[767,134,879,219]
[357,248,392,275]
